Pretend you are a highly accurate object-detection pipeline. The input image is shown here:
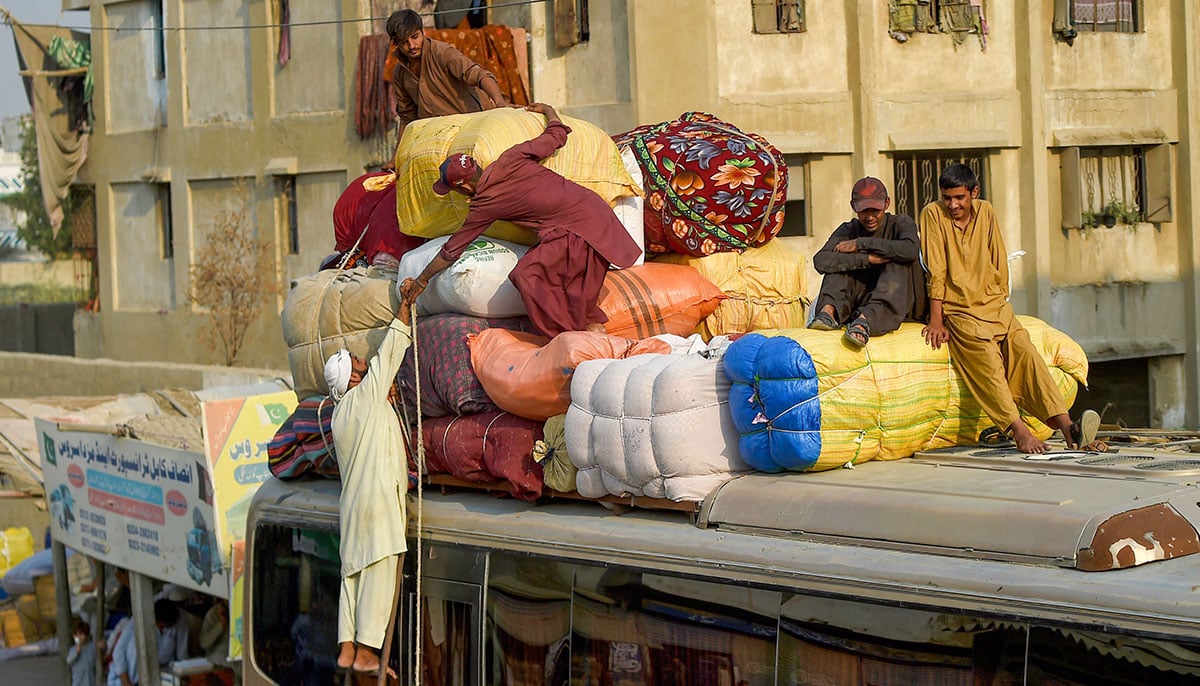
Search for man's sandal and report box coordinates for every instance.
[844,317,869,348]
[808,311,838,331]
[1068,408,1100,449]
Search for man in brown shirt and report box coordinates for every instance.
[920,163,1099,454]
[810,176,927,347]
[387,9,506,140]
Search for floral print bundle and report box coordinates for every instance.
[614,112,789,257]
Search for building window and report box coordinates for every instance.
[892,151,988,222]
[157,183,173,259]
[152,1,166,79]
[1060,145,1169,229]
[554,0,590,47]
[277,176,299,255]
[752,0,805,34]
[1072,0,1138,33]
[776,155,808,237]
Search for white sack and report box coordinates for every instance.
[397,235,529,317]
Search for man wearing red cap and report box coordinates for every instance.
[400,102,641,338]
[809,176,927,347]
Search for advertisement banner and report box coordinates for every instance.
[201,390,297,660]
[38,418,229,597]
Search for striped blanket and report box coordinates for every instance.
[267,397,339,480]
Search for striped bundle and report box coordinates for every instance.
[268,397,339,480]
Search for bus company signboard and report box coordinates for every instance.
[36,390,297,602]
[38,417,230,597]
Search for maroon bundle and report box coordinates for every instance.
[396,313,531,418]
[415,411,545,500]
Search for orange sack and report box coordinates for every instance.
[469,329,671,421]
[598,263,726,339]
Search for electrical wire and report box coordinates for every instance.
[0,0,548,33]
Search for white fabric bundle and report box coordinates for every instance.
[397,235,529,317]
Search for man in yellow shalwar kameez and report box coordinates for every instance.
[323,289,416,676]
[920,163,1099,454]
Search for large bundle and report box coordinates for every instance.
[395,109,640,242]
[614,112,787,256]
[282,267,398,398]
[333,172,426,263]
[655,240,809,338]
[724,317,1088,473]
[597,263,726,339]
[566,353,751,501]
[396,313,531,418]
[418,412,545,500]
[468,329,671,421]
[397,236,529,317]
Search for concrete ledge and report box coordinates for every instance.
[0,351,292,397]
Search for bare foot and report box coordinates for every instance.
[352,644,380,673]
[1010,421,1049,454]
[585,323,607,334]
[337,641,355,669]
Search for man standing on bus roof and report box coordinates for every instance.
[387,8,507,140]
[920,163,1100,454]
[809,176,927,347]
[323,297,414,676]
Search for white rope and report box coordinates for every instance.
[410,301,425,686]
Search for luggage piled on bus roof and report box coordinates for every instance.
[267,108,1091,504]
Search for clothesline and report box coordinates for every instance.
[0,0,548,33]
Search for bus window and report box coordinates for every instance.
[1026,625,1200,684]
[410,576,483,686]
[485,554,573,685]
[570,568,780,686]
[250,524,341,686]
[777,593,1026,685]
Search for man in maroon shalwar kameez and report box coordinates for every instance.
[400,102,641,338]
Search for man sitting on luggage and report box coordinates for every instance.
[809,176,927,347]
[400,102,641,338]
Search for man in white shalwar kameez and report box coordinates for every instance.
[324,299,413,676]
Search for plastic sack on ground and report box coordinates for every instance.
[655,239,809,338]
[535,414,576,493]
[417,411,546,500]
[0,527,34,580]
[468,329,671,421]
[397,236,529,317]
[598,263,726,339]
[281,267,398,398]
[724,317,1088,473]
[396,313,532,418]
[614,111,788,256]
[395,109,640,242]
[566,354,751,501]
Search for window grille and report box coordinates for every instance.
[776,155,808,237]
[1071,0,1138,33]
[892,151,988,222]
[752,0,805,35]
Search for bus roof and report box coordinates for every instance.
[249,449,1200,641]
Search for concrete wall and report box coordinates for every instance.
[0,304,74,355]
[0,351,287,397]
[0,260,77,288]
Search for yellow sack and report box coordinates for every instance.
[752,316,1087,472]
[395,109,640,243]
[0,527,35,579]
[655,240,809,339]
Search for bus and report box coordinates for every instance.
[242,441,1200,685]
